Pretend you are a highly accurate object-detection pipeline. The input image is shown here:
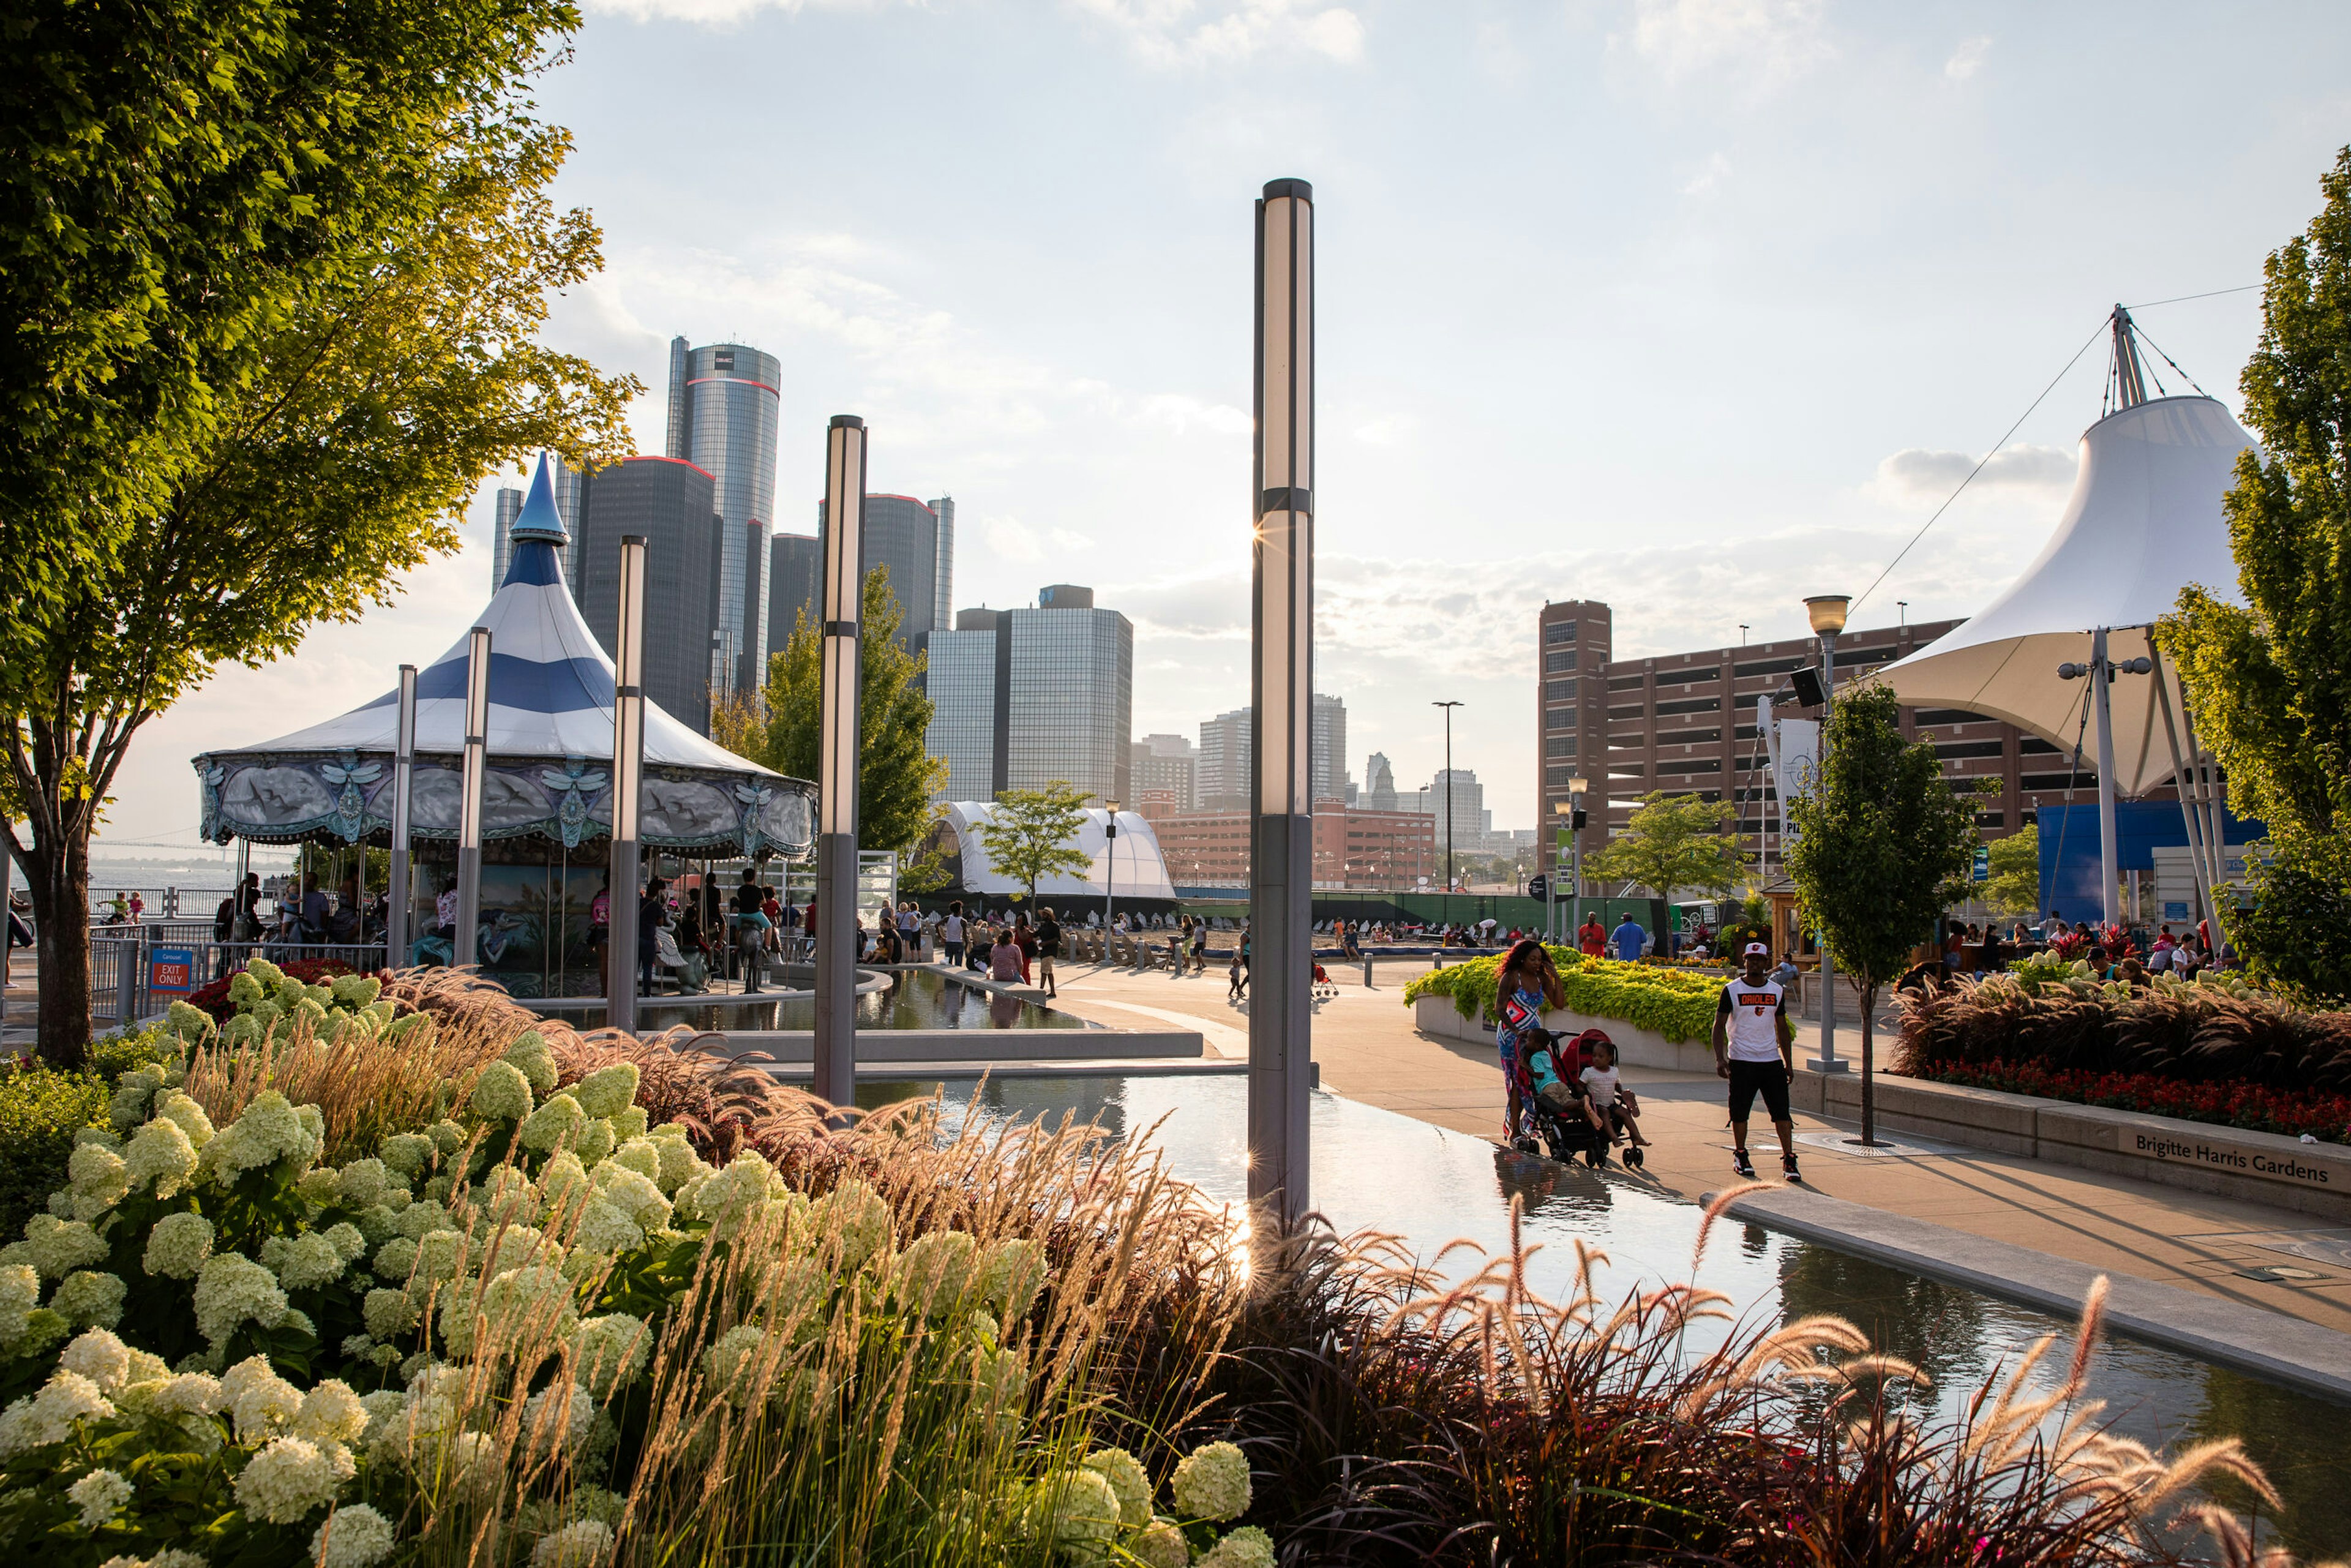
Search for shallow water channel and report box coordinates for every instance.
[857,1073,2351,1559]
[552,967,1087,1033]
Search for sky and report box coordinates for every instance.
[94,0,2351,856]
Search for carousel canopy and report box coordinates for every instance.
[194,455,815,856]
[921,804,1177,901]
[1869,392,2254,798]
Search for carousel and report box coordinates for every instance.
[193,456,816,996]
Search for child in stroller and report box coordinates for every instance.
[1310,958,1337,1000]
[1509,1026,1619,1168]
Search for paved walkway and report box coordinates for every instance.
[1043,955,2351,1338]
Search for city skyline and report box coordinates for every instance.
[81,2,2348,852]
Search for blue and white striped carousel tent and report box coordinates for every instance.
[193,454,814,860]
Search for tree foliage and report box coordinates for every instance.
[721,566,947,855]
[2160,146,2351,991]
[0,0,634,1063]
[977,784,1094,905]
[1983,823,2041,918]
[1785,686,1981,1141]
[1584,792,1750,901]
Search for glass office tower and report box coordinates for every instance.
[574,456,725,735]
[665,338,780,703]
[920,590,1133,806]
[767,531,822,664]
[817,493,939,647]
[923,610,1002,800]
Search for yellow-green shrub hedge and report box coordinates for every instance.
[1403,946,1725,1045]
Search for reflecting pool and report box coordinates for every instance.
[552,967,1089,1033]
[858,1074,2351,1559]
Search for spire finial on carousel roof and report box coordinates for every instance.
[511,452,569,546]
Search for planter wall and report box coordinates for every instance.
[1412,995,1716,1075]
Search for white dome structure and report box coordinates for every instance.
[921,803,1177,902]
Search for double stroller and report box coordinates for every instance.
[1509,1026,1640,1169]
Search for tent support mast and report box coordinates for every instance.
[2090,628,2121,928]
[2145,634,2219,926]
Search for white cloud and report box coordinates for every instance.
[1068,0,1366,67]
[1944,34,1992,81]
[585,0,877,26]
[1617,0,1832,87]
[1351,413,1414,446]
[1681,151,1733,195]
[1868,443,2077,503]
[983,514,1046,563]
[1133,392,1253,436]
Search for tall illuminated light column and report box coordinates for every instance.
[814,416,868,1112]
[455,627,492,969]
[607,536,649,1036]
[1249,177,1315,1239]
[1802,593,1849,1074]
[386,665,418,965]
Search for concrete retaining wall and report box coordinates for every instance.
[710,1029,1204,1064]
[1783,1068,2351,1220]
[1411,996,1715,1074]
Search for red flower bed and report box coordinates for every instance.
[1911,1057,2351,1144]
[185,956,363,1024]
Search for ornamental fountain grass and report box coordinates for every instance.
[0,959,2319,1566]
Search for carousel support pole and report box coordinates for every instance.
[1249,176,1316,1250]
[456,626,492,970]
[387,665,418,968]
[609,536,649,1037]
[814,415,868,1116]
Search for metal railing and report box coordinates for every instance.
[89,932,389,1029]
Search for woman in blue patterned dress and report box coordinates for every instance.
[1494,939,1565,1146]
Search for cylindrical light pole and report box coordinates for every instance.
[607,536,649,1035]
[1250,176,1315,1240]
[1104,800,1120,943]
[1802,594,1849,1075]
[1433,700,1461,901]
[455,626,492,969]
[2090,627,2121,929]
[387,664,418,967]
[814,415,867,1113]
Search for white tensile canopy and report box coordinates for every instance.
[924,804,1177,901]
[1870,394,2253,798]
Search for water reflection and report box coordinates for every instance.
[887,1074,2351,1556]
[557,967,1086,1032]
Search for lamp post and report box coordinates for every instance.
[1250,175,1315,1242]
[455,626,492,969]
[1104,799,1121,943]
[1565,775,1588,940]
[814,415,867,1114]
[1802,594,1849,1074]
[387,664,418,967]
[607,536,649,1036]
[1433,700,1462,901]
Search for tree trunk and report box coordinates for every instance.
[23,835,92,1068]
[1859,980,1878,1147]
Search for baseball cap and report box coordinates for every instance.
[1744,942,1769,957]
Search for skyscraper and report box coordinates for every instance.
[767,532,822,663]
[1131,734,1197,811]
[493,456,582,588]
[1365,752,1398,812]
[817,494,939,647]
[666,339,780,704]
[930,495,955,632]
[1196,708,1252,811]
[573,456,725,735]
[921,588,1133,805]
[1311,693,1349,805]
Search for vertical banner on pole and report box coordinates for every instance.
[455,628,492,969]
[387,664,417,968]
[609,537,649,1037]
[1250,176,1315,1242]
[814,416,868,1114]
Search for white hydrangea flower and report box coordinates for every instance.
[1171,1441,1252,1523]
[294,1380,370,1447]
[522,1384,596,1461]
[891,1231,977,1318]
[538,1152,591,1220]
[295,1167,343,1207]
[311,1499,397,1568]
[143,1211,215,1279]
[364,1288,418,1341]
[124,1116,200,1198]
[1134,1518,1191,1568]
[69,1142,132,1210]
[1196,1526,1275,1568]
[531,1518,615,1568]
[1081,1447,1152,1528]
[611,1105,648,1141]
[1036,1469,1121,1564]
[571,1063,637,1120]
[411,1231,466,1285]
[209,1090,321,1185]
[701,1325,770,1406]
[150,1371,227,1416]
[0,1262,37,1344]
[323,1223,367,1265]
[519,1093,587,1153]
[233,1434,354,1523]
[23,1215,110,1279]
[504,1032,558,1093]
[166,998,217,1038]
[58,1327,132,1392]
[53,1270,127,1329]
[571,1200,643,1258]
[67,1466,133,1529]
[589,1165,671,1232]
[0,1370,115,1457]
[978,1237,1048,1322]
[370,1237,419,1285]
[806,1179,892,1270]
[479,1266,576,1343]
[153,1089,216,1148]
[471,1060,535,1122]
[476,1223,550,1279]
[221,1357,303,1444]
[357,1388,409,1463]
[572,1314,650,1401]
[273,1232,347,1291]
[192,1253,290,1345]
[646,1130,703,1195]
[378,1133,434,1178]
[604,1139,660,1181]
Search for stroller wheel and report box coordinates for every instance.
[1625,1147,1644,1169]
[1585,1146,1606,1168]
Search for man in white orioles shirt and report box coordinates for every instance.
[1713,942,1801,1183]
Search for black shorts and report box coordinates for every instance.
[1727,1059,1791,1123]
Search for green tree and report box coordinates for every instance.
[1,4,633,1063]
[1983,823,2041,917]
[1584,791,1751,901]
[722,567,948,855]
[977,784,1093,905]
[2161,146,2351,992]
[1784,686,1980,1144]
